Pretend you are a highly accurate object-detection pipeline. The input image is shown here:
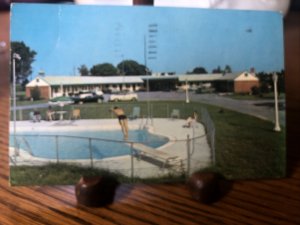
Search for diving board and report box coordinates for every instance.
[131,143,181,169]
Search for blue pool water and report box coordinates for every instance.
[10,129,169,160]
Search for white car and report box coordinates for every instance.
[109,92,138,102]
[48,96,74,106]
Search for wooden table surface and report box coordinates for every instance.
[1,8,300,225]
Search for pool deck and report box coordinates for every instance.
[9,118,212,178]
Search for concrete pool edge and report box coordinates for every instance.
[9,118,213,179]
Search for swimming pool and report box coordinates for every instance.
[10,129,169,160]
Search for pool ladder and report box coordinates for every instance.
[139,116,154,130]
[16,137,34,156]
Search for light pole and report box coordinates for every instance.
[12,53,21,156]
[272,73,281,132]
[185,78,190,103]
[144,23,157,125]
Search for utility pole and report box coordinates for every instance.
[272,73,281,132]
[13,53,21,156]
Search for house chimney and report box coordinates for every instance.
[38,70,45,76]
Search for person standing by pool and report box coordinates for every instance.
[110,106,129,139]
[46,106,55,121]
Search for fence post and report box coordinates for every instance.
[211,127,216,165]
[89,138,94,168]
[18,109,23,121]
[201,107,216,166]
[130,142,134,182]
[55,136,59,164]
[167,104,169,118]
[186,135,191,177]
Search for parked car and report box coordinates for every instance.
[48,96,74,106]
[109,91,138,102]
[72,91,104,104]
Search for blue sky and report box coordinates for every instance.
[11,3,284,78]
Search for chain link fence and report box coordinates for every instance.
[10,102,215,181]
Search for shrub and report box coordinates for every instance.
[251,86,260,96]
[30,86,41,100]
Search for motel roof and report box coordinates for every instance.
[179,74,223,82]
[26,72,258,88]
[27,76,144,87]
[178,72,257,82]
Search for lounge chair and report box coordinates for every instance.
[70,109,81,120]
[170,109,180,119]
[129,106,140,120]
[29,111,41,122]
[29,111,35,122]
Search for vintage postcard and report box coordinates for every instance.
[9,3,285,185]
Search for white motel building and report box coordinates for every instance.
[25,72,259,100]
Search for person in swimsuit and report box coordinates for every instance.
[110,106,129,139]
[183,111,198,128]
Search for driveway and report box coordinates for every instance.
[137,92,285,126]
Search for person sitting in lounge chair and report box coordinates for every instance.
[183,111,198,128]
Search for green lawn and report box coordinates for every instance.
[10,164,127,186]
[204,105,286,179]
[14,99,48,106]
[10,101,286,185]
[228,93,285,100]
[10,163,185,186]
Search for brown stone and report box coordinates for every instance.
[75,176,119,207]
[187,172,221,204]
[133,0,154,5]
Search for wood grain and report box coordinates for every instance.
[1,9,300,225]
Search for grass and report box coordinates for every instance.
[10,101,286,184]
[206,105,286,179]
[12,101,197,121]
[10,163,186,186]
[228,93,285,100]
[14,99,48,106]
[10,163,128,186]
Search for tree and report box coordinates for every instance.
[256,72,272,94]
[224,65,232,73]
[277,70,285,94]
[11,41,37,84]
[190,67,207,74]
[30,86,41,101]
[78,65,89,76]
[117,60,149,75]
[212,66,222,73]
[212,65,232,74]
[256,71,285,96]
[90,63,118,76]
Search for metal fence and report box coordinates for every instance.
[10,131,212,180]
[11,101,201,121]
[200,107,216,164]
[10,102,216,180]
